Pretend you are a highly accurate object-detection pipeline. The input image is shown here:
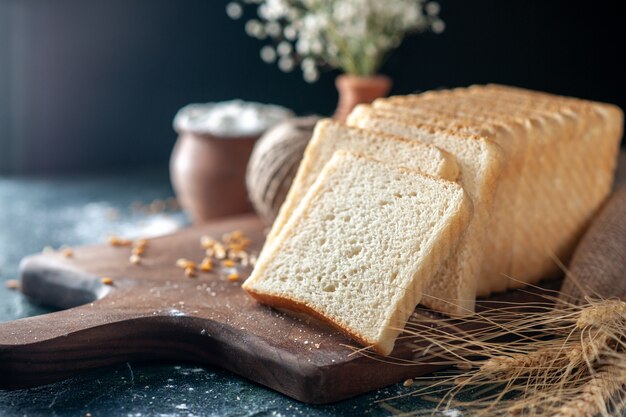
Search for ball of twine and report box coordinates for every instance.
[246,115,321,226]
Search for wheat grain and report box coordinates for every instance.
[480,347,566,378]
[576,300,626,330]
[552,366,626,417]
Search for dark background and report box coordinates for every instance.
[1,0,625,174]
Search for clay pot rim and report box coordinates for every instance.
[335,74,392,88]
[175,128,263,142]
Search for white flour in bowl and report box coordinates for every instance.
[174,100,294,137]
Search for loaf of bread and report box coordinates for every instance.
[243,151,473,355]
[474,85,623,287]
[371,86,623,292]
[243,85,623,355]
[376,89,580,289]
[262,119,460,254]
[364,97,554,293]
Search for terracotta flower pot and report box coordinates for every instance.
[333,74,393,122]
[170,131,258,223]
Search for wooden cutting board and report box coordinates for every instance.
[1,152,624,404]
[0,214,560,404]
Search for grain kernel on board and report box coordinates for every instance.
[108,236,133,247]
[200,259,214,272]
[222,259,236,268]
[200,236,217,249]
[176,258,196,269]
[5,279,20,290]
[101,277,114,286]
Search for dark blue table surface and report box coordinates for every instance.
[0,168,438,417]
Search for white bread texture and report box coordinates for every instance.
[262,119,459,252]
[364,86,623,292]
[350,102,529,295]
[243,85,622,355]
[347,113,504,314]
[243,151,473,355]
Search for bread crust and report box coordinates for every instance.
[243,286,390,355]
[262,118,459,254]
[366,87,623,293]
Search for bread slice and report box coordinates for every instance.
[262,119,460,251]
[369,86,623,290]
[372,92,564,285]
[468,85,623,284]
[430,85,621,284]
[457,88,594,285]
[346,113,503,314]
[369,92,585,290]
[369,94,572,292]
[243,151,473,355]
[351,102,530,295]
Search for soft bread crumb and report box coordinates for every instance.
[244,151,472,355]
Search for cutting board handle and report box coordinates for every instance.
[0,293,222,389]
[0,294,128,389]
[1,256,209,389]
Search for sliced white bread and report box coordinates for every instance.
[470,85,624,285]
[458,88,596,285]
[243,151,473,355]
[368,95,566,292]
[348,104,523,296]
[373,91,569,279]
[346,113,504,314]
[430,86,620,285]
[262,119,460,251]
[369,93,584,288]
[370,86,623,289]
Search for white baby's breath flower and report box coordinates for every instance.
[334,2,358,21]
[309,39,323,55]
[401,5,421,29]
[265,21,282,38]
[260,45,277,63]
[425,2,441,16]
[276,41,292,56]
[431,18,445,34]
[296,38,310,55]
[232,0,444,81]
[259,0,289,20]
[257,4,269,19]
[245,19,264,38]
[301,57,316,71]
[283,25,297,40]
[278,56,295,72]
[303,68,319,83]
[226,2,243,19]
